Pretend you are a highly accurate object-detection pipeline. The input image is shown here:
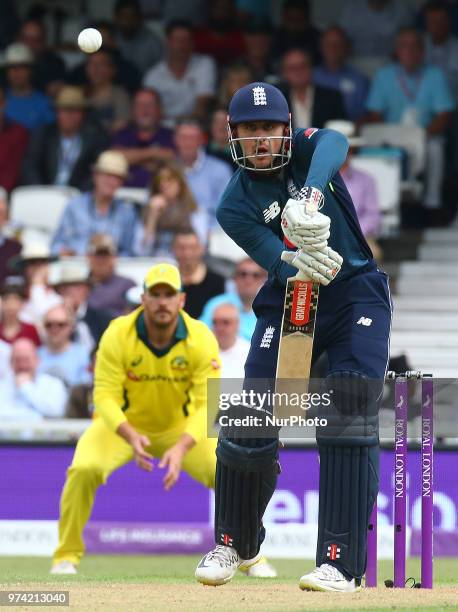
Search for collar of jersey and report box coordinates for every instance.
[135,310,187,357]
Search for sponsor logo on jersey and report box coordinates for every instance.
[171,356,188,370]
[263,201,281,223]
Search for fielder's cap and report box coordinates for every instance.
[93,150,128,178]
[55,86,87,109]
[51,262,89,287]
[2,43,34,67]
[87,233,117,255]
[144,263,181,292]
[325,120,365,147]
[228,81,290,125]
[10,242,57,270]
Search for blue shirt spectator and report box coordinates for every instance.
[3,43,54,130]
[0,337,67,421]
[5,90,54,130]
[51,192,139,256]
[200,258,267,342]
[174,119,232,234]
[38,343,91,386]
[51,150,140,256]
[38,304,91,387]
[314,27,369,121]
[200,292,256,342]
[366,62,455,126]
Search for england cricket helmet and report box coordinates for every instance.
[227,82,292,171]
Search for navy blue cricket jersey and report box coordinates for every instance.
[217,127,373,286]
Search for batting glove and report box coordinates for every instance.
[281,245,343,286]
[281,189,330,249]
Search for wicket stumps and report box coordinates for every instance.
[365,371,434,588]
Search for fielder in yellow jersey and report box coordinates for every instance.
[51,263,276,578]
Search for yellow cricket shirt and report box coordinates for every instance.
[93,307,221,442]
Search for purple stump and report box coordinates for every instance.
[366,504,378,587]
[421,375,434,589]
[394,376,408,588]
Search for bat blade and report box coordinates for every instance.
[275,277,319,393]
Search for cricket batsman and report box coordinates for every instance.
[50,263,275,578]
[195,83,392,592]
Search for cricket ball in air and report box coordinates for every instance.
[78,28,102,53]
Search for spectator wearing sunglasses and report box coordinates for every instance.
[212,303,250,379]
[38,304,91,387]
[200,258,267,341]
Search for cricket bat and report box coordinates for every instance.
[275,202,320,393]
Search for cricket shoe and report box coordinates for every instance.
[50,561,77,575]
[195,545,241,585]
[299,563,361,593]
[239,555,277,578]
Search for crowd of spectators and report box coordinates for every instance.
[1,0,458,423]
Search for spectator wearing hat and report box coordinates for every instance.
[38,304,91,387]
[3,43,54,130]
[52,262,112,351]
[0,191,21,284]
[143,20,217,125]
[10,242,61,328]
[325,120,382,260]
[84,49,131,133]
[0,277,41,346]
[18,19,67,97]
[314,27,369,121]
[51,150,140,256]
[87,234,135,317]
[0,337,67,421]
[0,85,29,192]
[21,86,109,191]
[111,88,175,188]
[172,230,225,319]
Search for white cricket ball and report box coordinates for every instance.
[78,28,102,54]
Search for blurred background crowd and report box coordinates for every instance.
[0,0,457,428]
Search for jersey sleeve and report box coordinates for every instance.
[294,127,349,192]
[93,321,129,432]
[184,326,221,443]
[217,199,297,286]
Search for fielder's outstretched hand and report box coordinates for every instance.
[159,443,185,491]
[131,432,154,472]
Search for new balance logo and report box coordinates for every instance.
[327,544,341,560]
[260,326,275,348]
[357,317,372,326]
[263,201,280,223]
[253,86,267,105]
